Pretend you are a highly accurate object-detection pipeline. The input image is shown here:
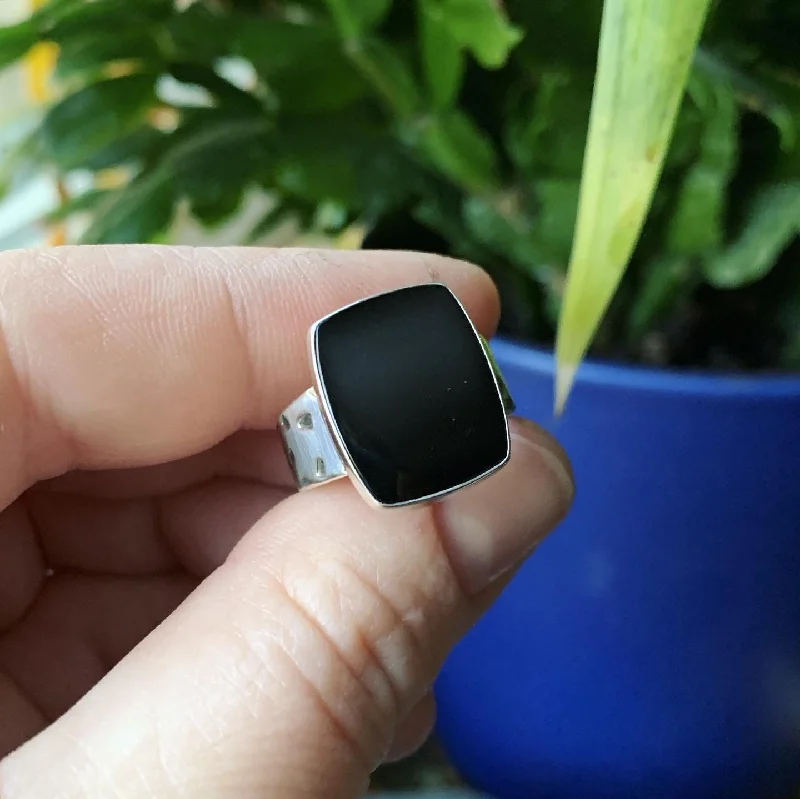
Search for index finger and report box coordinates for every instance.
[0,246,499,506]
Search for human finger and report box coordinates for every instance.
[0,246,498,508]
[0,420,573,799]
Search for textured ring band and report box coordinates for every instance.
[278,283,515,508]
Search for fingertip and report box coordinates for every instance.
[294,248,501,338]
[381,692,437,764]
[0,245,502,493]
[415,251,501,337]
[437,420,574,595]
[508,416,575,503]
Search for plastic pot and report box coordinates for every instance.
[434,337,800,799]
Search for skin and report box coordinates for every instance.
[0,246,573,799]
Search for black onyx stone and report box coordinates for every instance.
[314,283,509,506]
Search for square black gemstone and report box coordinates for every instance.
[314,283,509,506]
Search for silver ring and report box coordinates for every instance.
[278,283,516,508]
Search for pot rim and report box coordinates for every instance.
[493,335,800,399]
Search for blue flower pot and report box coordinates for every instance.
[434,337,800,799]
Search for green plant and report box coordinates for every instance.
[2,0,799,383]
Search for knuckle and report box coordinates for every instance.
[259,523,455,766]
[272,562,401,765]
[272,504,462,724]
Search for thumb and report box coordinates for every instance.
[0,419,572,799]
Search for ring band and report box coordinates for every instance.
[278,283,516,508]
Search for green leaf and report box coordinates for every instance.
[191,188,246,228]
[56,31,163,78]
[44,188,113,223]
[416,110,498,193]
[40,74,158,171]
[555,0,713,412]
[433,0,523,69]
[80,168,175,244]
[353,131,431,215]
[168,111,272,223]
[167,4,234,62]
[661,95,705,172]
[235,18,335,78]
[463,195,551,278]
[245,202,296,244]
[276,159,358,206]
[29,0,78,21]
[413,192,501,269]
[703,182,800,288]
[82,114,271,243]
[508,0,603,73]
[169,115,271,176]
[505,72,593,177]
[321,0,392,40]
[777,138,800,182]
[666,77,739,254]
[347,39,421,119]
[462,195,563,325]
[273,123,361,206]
[419,0,465,110]
[627,252,696,340]
[38,0,172,42]
[267,48,369,113]
[694,47,797,151]
[534,178,581,265]
[270,107,421,212]
[0,126,45,202]
[82,126,167,171]
[168,64,263,113]
[0,21,38,70]
[233,15,372,112]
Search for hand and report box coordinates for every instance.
[0,246,573,799]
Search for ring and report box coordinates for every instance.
[278,283,516,508]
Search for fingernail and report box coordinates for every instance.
[437,417,574,595]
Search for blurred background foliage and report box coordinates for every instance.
[1,0,799,369]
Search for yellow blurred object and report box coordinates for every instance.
[149,105,180,132]
[106,61,140,79]
[26,30,57,103]
[337,224,367,250]
[26,40,58,102]
[95,168,130,191]
[26,0,57,102]
[47,226,68,246]
[26,0,67,246]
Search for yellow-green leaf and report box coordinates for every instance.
[554,0,713,413]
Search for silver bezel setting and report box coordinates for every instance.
[308,283,512,509]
